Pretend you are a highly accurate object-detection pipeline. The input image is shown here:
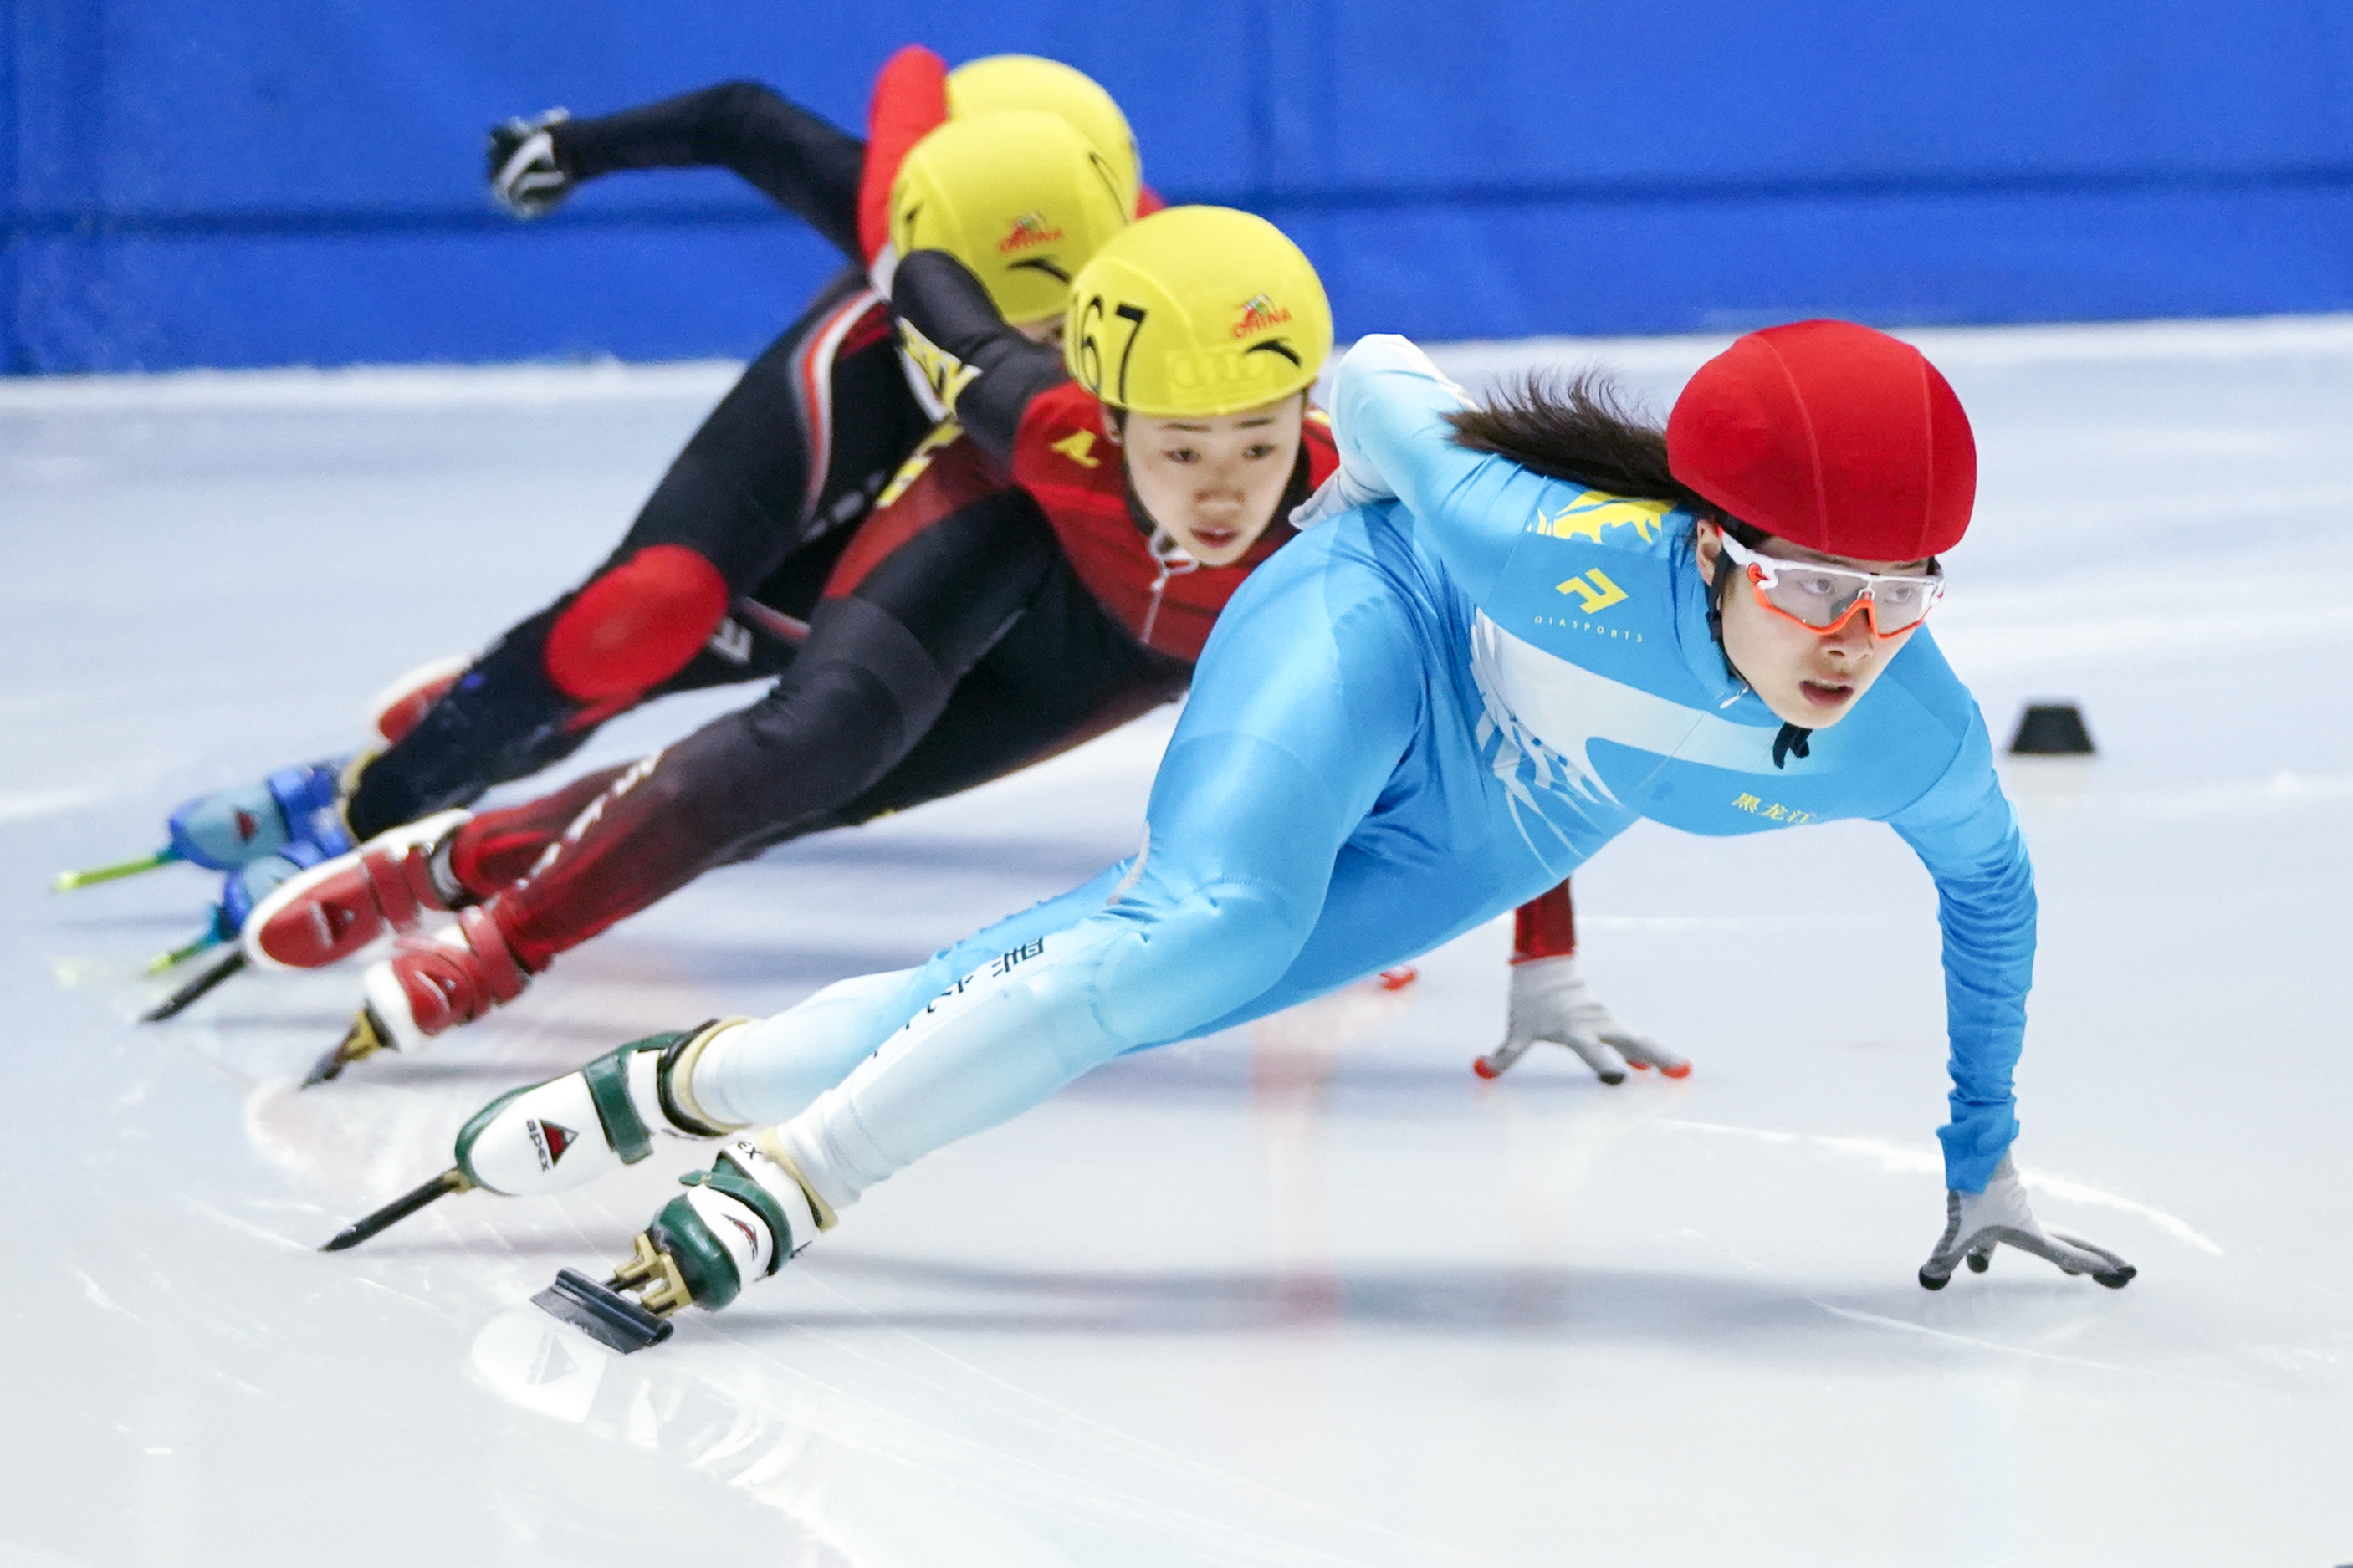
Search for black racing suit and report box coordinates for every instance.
[348,84,930,839]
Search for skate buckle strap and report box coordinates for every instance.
[360,845,424,927]
[399,840,447,912]
[687,1157,796,1277]
[658,1018,751,1137]
[581,1032,688,1163]
[458,906,529,1002]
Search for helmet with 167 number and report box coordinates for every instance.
[946,54,1141,220]
[1062,206,1332,419]
[889,110,1130,327]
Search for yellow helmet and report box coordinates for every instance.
[888,109,1129,327]
[1062,207,1333,418]
[946,54,1141,220]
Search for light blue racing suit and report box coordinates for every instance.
[714,337,2034,1202]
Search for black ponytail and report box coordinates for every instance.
[1445,367,1771,633]
[1444,372,1718,515]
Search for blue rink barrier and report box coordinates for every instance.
[5,1,2351,372]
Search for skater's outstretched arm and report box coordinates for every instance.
[1881,691,2037,1194]
[539,82,866,258]
[1895,726,2129,1305]
[888,249,1067,463]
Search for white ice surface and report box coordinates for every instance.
[4,318,2350,1566]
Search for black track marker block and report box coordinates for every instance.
[531,1269,673,1354]
[2008,702,2095,756]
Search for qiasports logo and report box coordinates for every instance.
[1234,294,1292,337]
[1555,569,1629,614]
[998,212,1065,253]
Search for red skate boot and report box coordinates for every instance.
[245,763,633,973]
[307,907,531,1084]
[243,810,472,971]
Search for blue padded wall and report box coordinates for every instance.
[4,0,2350,372]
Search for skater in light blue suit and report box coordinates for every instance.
[526,319,2136,1339]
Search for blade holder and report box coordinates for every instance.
[305,1005,392,1086]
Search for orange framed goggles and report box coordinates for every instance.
[1718,534,1945,639]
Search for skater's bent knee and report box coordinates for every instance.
[1091,883,1313,1044]
[545,545,730,701]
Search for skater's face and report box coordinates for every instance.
[1012,314,1064,345]
[1113,395,1306,567]
[1694,521,1928,728]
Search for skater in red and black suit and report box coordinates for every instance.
[345,52,1144,841]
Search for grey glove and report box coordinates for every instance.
[1919,1152,2136,1290]
[1475,953,1687,1085]
[487,109,572,219]
[1289,458,1394,529]
[1292,335,1473,529]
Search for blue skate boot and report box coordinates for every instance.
[56,759,356,892]
[55,655,467,894]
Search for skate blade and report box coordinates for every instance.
[54,848,180,892]
[141,950,248,1023]
[147,926,227,975]
[531,1268,673,1355]
[304,1005,388,1087]
[320,1167,471,1252]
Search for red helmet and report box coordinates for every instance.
[1665,319,1976,561]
